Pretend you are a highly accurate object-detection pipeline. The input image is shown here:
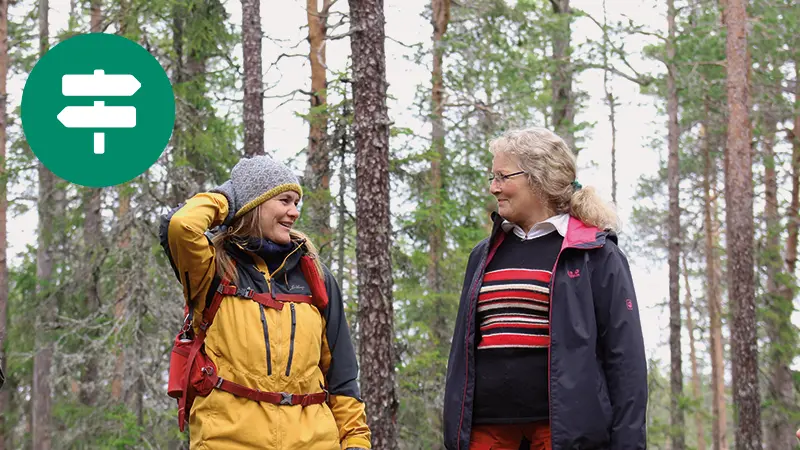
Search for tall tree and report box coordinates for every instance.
[348,0,397,448]
[0,0,8,447]
[80,0,103,407]
[682,257,705,450]
[428,0,449,347]
[304,0,334,260]
[773,56,800,448]
[723,1,761,448]
[550,0,574,151]
[666,1,684,448]
[111,0,134,403]
[242,0,264,156]
[601,0,617,205]
[702,101,728,450]
[33,0,55,447]
[760,74,795,450]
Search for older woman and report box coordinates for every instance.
[443,127,647,450]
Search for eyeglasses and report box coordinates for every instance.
[488,170,526,184]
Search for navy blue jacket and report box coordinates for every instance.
[443,214,647,450]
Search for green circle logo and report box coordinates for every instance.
[21,33,175,187]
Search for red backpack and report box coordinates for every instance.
[166,255,328,432]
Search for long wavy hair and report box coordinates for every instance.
[210,202,324,284]
[489,127,620,231]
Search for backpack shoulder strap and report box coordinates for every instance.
[300,255,328,310]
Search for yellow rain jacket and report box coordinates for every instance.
[162,192,371,450]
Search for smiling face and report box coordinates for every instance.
[258,191,301,244]
[490,151,547,232]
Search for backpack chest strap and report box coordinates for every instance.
[216,284,313,311]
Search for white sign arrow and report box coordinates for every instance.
[57,101,136,154]
[62,70,141,97]
[57,101,136,128]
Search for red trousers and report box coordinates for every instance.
[469,422,551,450]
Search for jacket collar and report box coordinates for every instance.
[491,212,614,249]
[227,238,306,277]
[500,213,569,240]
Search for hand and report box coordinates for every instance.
[210,180,237,225]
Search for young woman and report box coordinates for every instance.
[161,155,370,450]
[443,127,647,450]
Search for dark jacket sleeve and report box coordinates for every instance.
[443,240,487,450]
[319,266,371,449]
[592,242,648,449]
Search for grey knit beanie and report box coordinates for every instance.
[217,155,303,220]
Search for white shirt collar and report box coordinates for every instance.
[501,213,569,241]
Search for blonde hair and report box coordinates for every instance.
[489,127,620,231]
[211,203,324,285]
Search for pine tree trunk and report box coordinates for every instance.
[33,0,54,447]
[787,61,800,305]
[304,0,333,260]
[241,0,264,157]
[703,95,728,450]
[666,0,684,447]
[111,187,130,400]
[682,256,705,450]
[723,1,761,448]
[772,59,800,449]
[80,0,103,407]
[112,0,132,403]
[602,0,617,205]
[550,0,574,152]
[348,0,397,448]
[0,0,9,447]
[429,0,449,348]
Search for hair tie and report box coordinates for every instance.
[571,180,582,191]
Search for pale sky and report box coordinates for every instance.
[7,0,797,374]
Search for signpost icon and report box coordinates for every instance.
[21,33,175,187]
[57,69,141,154]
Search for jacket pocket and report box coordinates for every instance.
[259,304,272,375]
[285,303,297,376]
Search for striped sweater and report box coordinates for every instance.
[472,230,563,424]
[477,268,552,350]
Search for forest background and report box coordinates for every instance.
[0,0,797,449]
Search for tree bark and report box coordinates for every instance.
[723,1,761,449]
[304,0,333,260]
[0,0,9,447]
[428,0,450,348]
[241,0,264,157]
[703,101,728,450]
[347,0,397,448]
[666,1,684,448]
[682,256,705,450]
[550,0,574,152]
[33,0,54,447]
